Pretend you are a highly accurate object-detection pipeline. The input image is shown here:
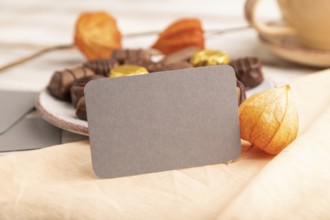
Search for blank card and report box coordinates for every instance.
[85,65,241,179]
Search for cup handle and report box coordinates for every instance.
[245,0,296,36]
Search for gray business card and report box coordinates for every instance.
[0,90,62,152]
[86,65,241,179]
[0,117,61,152]
[0,90,36,134]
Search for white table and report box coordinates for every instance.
[0,0,322,145]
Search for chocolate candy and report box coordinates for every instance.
[123,58,154,68]
[70,75,105,107]
[47,66,94,101]
[236,80,246,106]
[83,58,118,76]
[161,46,200,64]
[147,61,193,72]
[230,57,264,88]
[190,49,230,67]
[110,65,148,78]
[111,49,152,64]
[76,96,87,120]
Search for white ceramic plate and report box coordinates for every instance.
[36,91,88,135]
[36,75,275,136]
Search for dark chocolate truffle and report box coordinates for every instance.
[230,57,264,88]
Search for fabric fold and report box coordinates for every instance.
[1,69,330,219]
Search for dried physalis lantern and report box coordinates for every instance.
[152,18,204,55]
[74,11,122,60]
[239,85,298,155]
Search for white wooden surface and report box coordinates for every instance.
[0,0,323,143]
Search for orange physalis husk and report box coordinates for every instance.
[239,85,299,155]
[74,11,122,60]
[152,18,205,55]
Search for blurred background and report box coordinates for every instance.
[0,0,312,91]
[0,0,282,45]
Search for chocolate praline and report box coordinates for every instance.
[47,66,94,101]
[70,75,105,107]
[147,61,193,73]
[161,46,200,64]
[236,80,246,106]
[76,96,87,120]
[230,57,264,89]
[111,49,153,64]
[83,58,118,76]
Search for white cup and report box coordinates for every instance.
[245,0,330,50]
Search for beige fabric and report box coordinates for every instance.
[1,70,330,219]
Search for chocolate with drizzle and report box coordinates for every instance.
[47,66,94,101]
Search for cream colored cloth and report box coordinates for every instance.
[1,70,330,220]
